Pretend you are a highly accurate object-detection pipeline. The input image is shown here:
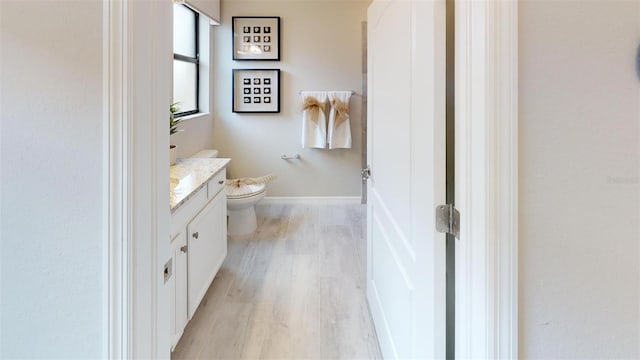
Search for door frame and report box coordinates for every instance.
[104,0,172,358]
[104,0,519,358]
[454,0,518,358]
[104,1,127,356]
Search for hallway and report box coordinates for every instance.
[172,203,382,359]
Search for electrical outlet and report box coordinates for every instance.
[163,258,172,284]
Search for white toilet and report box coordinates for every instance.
[190,149,267,236]
[225,183,266,236]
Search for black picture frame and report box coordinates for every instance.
[232,69,280,113]
[232,16,281,61]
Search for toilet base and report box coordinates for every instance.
[227,206,258,236]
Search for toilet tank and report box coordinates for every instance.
[190,149,218,158]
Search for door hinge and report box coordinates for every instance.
[436,204,460,239]
[361,166,371,181]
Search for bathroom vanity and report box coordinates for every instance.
[169,157,230,349]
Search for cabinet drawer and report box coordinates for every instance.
[207,168,226,199]
[170,186,207,240]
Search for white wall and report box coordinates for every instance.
[0,1,104,358]
[519,1,640,358]
[211,0,368,197]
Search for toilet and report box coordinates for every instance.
[225,183,266,236]
[190,149,267,236]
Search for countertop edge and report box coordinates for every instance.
[170,158,231,213]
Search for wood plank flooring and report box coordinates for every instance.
[172,203,382,360]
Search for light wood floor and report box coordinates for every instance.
[172,203,382,360]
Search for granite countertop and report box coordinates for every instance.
[170,158,231,212]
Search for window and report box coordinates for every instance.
[173,4,199,117]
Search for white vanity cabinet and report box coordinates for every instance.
[169,161,229,351]
[186,184,227,318]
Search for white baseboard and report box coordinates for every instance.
[261,196,362,205]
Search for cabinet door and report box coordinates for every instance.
[187,194,227,318]
[170,231,188,350]
[174,231,188,345]
[169,236,177,347]
[215,192,227,263]
[211,192,227,288]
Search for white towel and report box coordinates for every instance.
[328,91,353,149]
[301,91,328,148]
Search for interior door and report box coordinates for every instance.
[366,0,447,358]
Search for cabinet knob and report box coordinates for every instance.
[180,245,188,253]
[192,232,199,239]
[218,180,224,184]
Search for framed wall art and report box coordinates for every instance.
[232,69,280,113]
[232,16,281,61]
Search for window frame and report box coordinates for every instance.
[173,5,200,118]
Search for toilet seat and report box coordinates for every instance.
[226,183,266,199]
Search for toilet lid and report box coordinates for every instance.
[226,183,266,199]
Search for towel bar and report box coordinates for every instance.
[280,154,300,160]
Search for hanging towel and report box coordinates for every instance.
[328,91,353,149]
[301,91,328,148]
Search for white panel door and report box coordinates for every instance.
[367,0,446,358]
